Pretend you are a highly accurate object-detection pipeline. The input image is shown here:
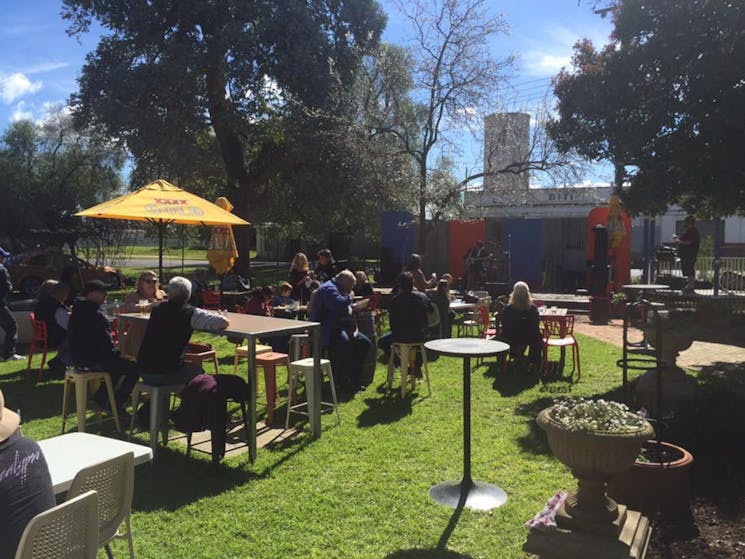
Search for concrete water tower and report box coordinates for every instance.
[483,112,530,192]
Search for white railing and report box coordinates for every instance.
[656,256,745,289]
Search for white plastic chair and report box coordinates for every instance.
[67,452,136,559]
[15,490,99,559]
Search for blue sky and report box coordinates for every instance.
[0,0,613,182]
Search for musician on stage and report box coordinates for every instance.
[463,240,487,290]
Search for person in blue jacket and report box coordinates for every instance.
[309,270,371,390]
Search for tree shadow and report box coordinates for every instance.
[357,393,414,428]
[2,373,65,423]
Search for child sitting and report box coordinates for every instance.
[271,282,294,307]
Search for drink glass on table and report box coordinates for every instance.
[139,299,148,315]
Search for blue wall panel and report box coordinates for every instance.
[503,219,544,287]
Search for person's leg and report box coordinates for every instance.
[350,331,372,384]
[330,331,353,385]
[528,338,543,369]
[93,356,141,410]
[0,304,18,359]
[681,258,695,289]
[378,333,392,360]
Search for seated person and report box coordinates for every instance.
[379,272,432,375]
[271,282,294,308]
[309,270,371,388]
[500,281,542,368]
[222,270,250,292]
[0,389,55,559]
[67,281,140,413]
[122,270,165,313]
[432,279,453,339]
[33,280,71,375]
[405,253,437,292]
[190,269,211,307]
[314,249,338,283]
[354,271,374,297]
[137,277,229,386]
[121,270,166,359]
[243,286,273,316]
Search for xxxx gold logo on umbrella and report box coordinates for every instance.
[145,201,205,217]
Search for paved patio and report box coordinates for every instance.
[573,315,745,370]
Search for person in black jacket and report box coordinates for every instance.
[499,281,543,368]
[67,280,139,411]
[33,280,71,376]
[378,272,433,374]
[314,249,338,283]
[138,276,229,387]
[0,247,21,362]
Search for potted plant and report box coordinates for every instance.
[608,439,694,518]
[537,398,655,525]
[610,291,628,318]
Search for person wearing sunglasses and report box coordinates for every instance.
[120,271,166,358]
[122,270,165,314]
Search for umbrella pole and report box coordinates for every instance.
[220,273,224,310]
[158,221,164,282]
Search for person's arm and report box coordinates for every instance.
[0,266,10,300]
[323,284,353,314]
[191,308,229,331]
[54,306,70,330]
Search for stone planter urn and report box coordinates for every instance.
[638,317,697,415]
[525,405,655,558]
[537,406,655,527]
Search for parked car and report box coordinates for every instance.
[7,251,123,297]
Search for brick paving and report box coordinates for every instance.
[573,315,745,370]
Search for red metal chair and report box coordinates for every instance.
[202,290,221,310]
[542,315,581,381]
[27,312,49,380]
[367,292,387,336]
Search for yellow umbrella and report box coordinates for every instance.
[76,179,250,279]
[207,197,239,275]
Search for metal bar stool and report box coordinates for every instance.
[386,343,431,398]
[128,382,184,456]
[286,357,340,428]
[254,352,290,423]
[61,369,122,433]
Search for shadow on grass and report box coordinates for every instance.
[382,491,473,558]
[484,360,540,397]
[357,392,414,427]
[2,372,64,423]
[132,425,312,512]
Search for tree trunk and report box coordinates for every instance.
[417,162,428,254]
[205,63,253,276]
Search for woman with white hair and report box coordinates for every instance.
[500,281,542,369]
[137,276,229,386]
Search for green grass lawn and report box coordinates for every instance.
[3,333,640,558]
[113,245,258,260]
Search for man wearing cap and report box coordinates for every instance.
[0,247,22,362]
[0,389,55,558]
[67,280,139,413]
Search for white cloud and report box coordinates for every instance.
[522,52,572,77]
[24,61,70,75]
[0,72,42,104]
[519,24,611,78]
[10,101,33,122]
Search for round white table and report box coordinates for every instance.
[424,338,510,510]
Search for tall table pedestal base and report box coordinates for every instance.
[429,479,507,511]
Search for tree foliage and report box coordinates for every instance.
[548,0,745,216]
[0,112,125,245]
[63,0,386,270]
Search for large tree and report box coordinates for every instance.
[549,0,745,216]
[63,0,385,272]
[0,113,125,244]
